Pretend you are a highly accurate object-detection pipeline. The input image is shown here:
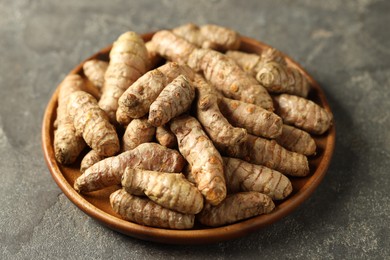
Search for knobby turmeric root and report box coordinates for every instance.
[275,124,317,156]
[197,192,275,227]
[83,59,108,90]
[188,48,274,110]
[122,118,155,151]
[80,150,104,174]
[274,94,333,135]
[170,115,226,206]
[194,74,247,149]
[54,74,86,164]
[110,189,194,229]
[223,157,292,200]
[74,142,185,193]
[155,125,177,148]
[116,62,194,124]
[67,91,120,157]
[172,23,240,52]
[218,97,282,139]
[148,75,195,127]
[122,168,203,214]
[224,134,309,177]
[99,31,149,123]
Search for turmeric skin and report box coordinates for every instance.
[54,74,86,164]
[67,91,119,157]
[74,143,186,193]
[274,94,333,135]
[223,157,292,200]
[170,115,226,206]
[197,192,275,227]
[83,59,108,90]
[116,62,194,125]
[194,74,247,150]
[275,124,316,156]
[80,150,104,173]
[122,168,203,214]
[155,125,177,148]
[148,75,195,127]
[110,189,194,229]
[122,118,155,151]
[99,31,149,123]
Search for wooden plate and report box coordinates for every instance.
[42,32,335,244]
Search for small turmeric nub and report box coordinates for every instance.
[80,150,104,174]
[155,126,177,148]
[275,124,317,156]
[83,59,108,89]
[122,118,155,151]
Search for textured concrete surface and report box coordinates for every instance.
[1,0,389,259]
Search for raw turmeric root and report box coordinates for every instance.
[116,62,194,124]
[155,126,177,148]
[275,124,317,156]
[170,115,226,206]
[274,94,333,135]
[226,48,286,74]
[188,48,274,110]
[83,59,108,90]
[122,168,203,214]
[145,41,163,69]
[218,97,282,139]
[224,134,309,177]
[110,189,194,229]
[148,75,195,127]
[80,150,104,173]
[197,192,275,227]
[151,30,197,65]
[172,23,240,51]
[256,61,310,97]
[223,157,292,200]
[54,74,86,164]
[194,74,247,149]
[67,91,119,157]
[99,31,149,123]
[122,118,155,151]
[74,143,185,193]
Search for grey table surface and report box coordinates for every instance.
[1,0,389,259]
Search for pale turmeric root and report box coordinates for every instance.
[83,59,108,90]
[194,74,247,149]
[116,62,194,124]
[74,143,185,193]
[256,61,310,97]
[170,115,226,206]
[188,48,274,110]
[155,126,177,148]
[151,30,197,64]
[148,75,195,127]
[80,150,104,173]
[218,97,282,139]
[224,134,309,177]
[226,48,286,74]
[54,74,86,164]
[99,31,149,123]
[172,23,240,51]
[145,41,163,69]
[110,189,194,229]
[122,168,204,214]
[197,192,275,227]
[67,91,119,157]
[275,124,316,156]
[223,157,292,200]
[274,94,333,135]
[122,118,155,151]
